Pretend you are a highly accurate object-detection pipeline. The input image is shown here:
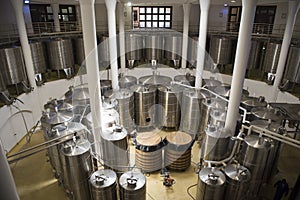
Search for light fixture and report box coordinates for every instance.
[231,0,236,2]
[127,2,132,7]
[24,0,30,3]
[224,3,228,7]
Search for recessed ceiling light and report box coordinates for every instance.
[231,0,236,2]
[127,2,132,7]
[224,3,228,7]
[24,0,30,3]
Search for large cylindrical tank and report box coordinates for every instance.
[138,74,172,86]
[157,85,182,129]
[247,39,263,70]
[131,84,157,130]
[74,37,85,65]
[61,138,92,200]
[164,131,193,171]
[209,36,234,65]
[111,89,135,134]
[101,126,129,172]
[30,42,47,74]
[145,34,164,61]
[239,134,271,197]
[0,73,6,92]
[202,125,233,161]
[119,75,137,89]
[240,96,267,112]
[135,132,164,172]
[164,34,182,63]
[89,169,118,200]
[125,33,144,61]
[0,46,27,85]
[224,164,251,200]
[262,41,282,74]
[196,167,226,200]
[51,122,89,188]
[174,74,195,86]
[180,89,205,138]
[98,35,110,63]
[46,39,74,70]
[119,171,146,200]
[284,45,300,84]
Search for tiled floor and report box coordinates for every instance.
[8,130,300,200]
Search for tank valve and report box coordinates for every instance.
[161,168,175,187]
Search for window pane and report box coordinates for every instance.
[140,14,145,20]
[153,15,158,20]
[46,6,52,13]
[159,8,164,13]
[62,15,69,21]
[165,15,170,20]
[146,15,151,20]
[140,21,145,27]
[159,15,164,20]
[68,7,73,13]
[166,8,171,13]
[140,7,145,13]
[146,7,152,13]
[153,7,158,13]
[165,22,170,28]
[48,15,53,20]
[153,21,158,28]
[159,22,164,27]
[146,22,152,28]
[62,9,68,14]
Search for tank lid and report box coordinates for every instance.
[251,106,283,121]
[111,89,133,100]
[203,97,227,109]
[119,171,146,190]
[158,84,182,94]
[51,122,88,139]
[224,164,251,182]
[210,109,227,122]
[89,169,117,188]
[250,120,283,133]
[174,74,195,84]
[203,78,222,87]
[119,75,137,84]
[244,134,271,149]
[136,132,162,146]
[199,167,226,185]
[41,110,73,125]
[62,139,91,156]
[166,131,192,146]
[241,96,267,108]
[182,88,205,99]
[130,84,157,93]
[101,126,128,141]
[213,85,249,98]
[139,75,172,85]
[205,125,232,138]
[102,98,118,110]
[70,85,90,101]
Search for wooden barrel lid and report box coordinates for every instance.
[136,132,162,146]
[166,131,192,146]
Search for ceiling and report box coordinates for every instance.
[29,0,290,5]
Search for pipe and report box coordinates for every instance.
[51,3,61,32]
[271,0,300,101]
[118,2,126,71]
[181,4,191,69]
[224,0,257,133]
[79,0,103,157]
[0,141,19,200]
[105,0,120,91]
[195,0,210,89]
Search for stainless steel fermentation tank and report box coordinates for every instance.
[157,85,182,130]
[73,37,85,66]
[247,39,265,72]
[0,46,30,93]
[119,171,146,200]
[174,74,195,86]
[46,39,74,78]
[262,41,281,83]
[131,84,157,131]
[101,126,129,172]
[180,89,205,138]
[209,35,235,65]
[0,69,14,105]
[89,169,118,200]
[202,125,233,161]
[164,34,182,67]
[61,138,93,200]
[98,35,111,69]
[125,33,144,67]
[224,164,251,200]
[187,36,198,67]
[144,33,164,63]
[282,45,300,89]
[29,41,47,84]
[196,167,226,200]
[239,134,271,197]
[119,75,137,89]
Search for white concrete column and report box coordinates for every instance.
[225,0,257,133]
[79,0,103,156]
[271,0,300,102]
[105,0,119,91]
[0,141,19,200]
[118,2,126,70]
[51,3,60,32]
[195,0,210,89]
[181,4,191,69]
